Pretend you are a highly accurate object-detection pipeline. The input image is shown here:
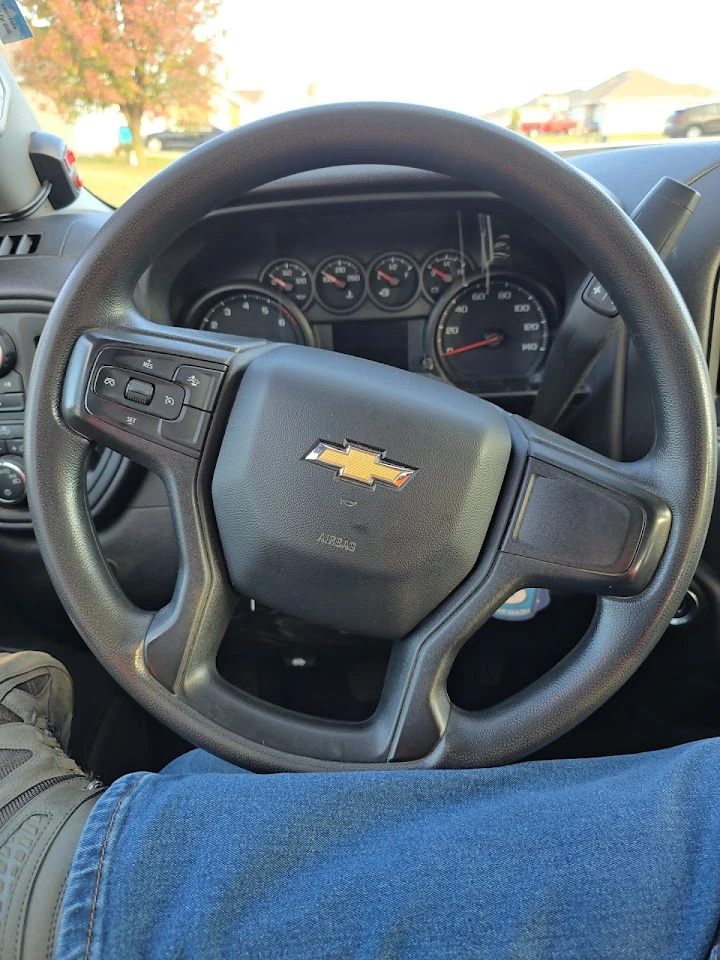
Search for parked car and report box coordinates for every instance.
[664,102,720,138]
[144,126,224,153]
[520,115,577,137]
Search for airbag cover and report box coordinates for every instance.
[212,346,511,638]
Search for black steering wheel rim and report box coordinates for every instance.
[25,103,717,771]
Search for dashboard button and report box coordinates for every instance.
[147,381,185,420]
[160,406,210,449]
[0,440,7,455]
[0,424,23,441]
[0,457,26,505]
[0,393,25,412]
[0,371,23,394]
[125,378,155,405]
[6,438,23,456]
[173,366,222,411]
[108,351,180,381]
[94,366,131,404]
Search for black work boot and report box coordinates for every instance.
[0,651,103,959]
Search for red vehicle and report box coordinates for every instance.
[520,114,578,136]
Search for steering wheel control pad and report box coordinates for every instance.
[212,346,511,639]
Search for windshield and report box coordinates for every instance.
[5,0,720,206]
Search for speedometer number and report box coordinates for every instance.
[433,277,549,388]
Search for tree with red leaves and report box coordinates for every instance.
[15,0,221,163]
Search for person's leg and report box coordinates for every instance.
[58,737,720,960]
[161,748,253,777]
[5,649,720,960]
[0,651,102,960]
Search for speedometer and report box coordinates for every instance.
[191,284,313,345]
[432,277,549,389]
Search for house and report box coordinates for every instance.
[210,89,266,131]
[569,70,715,136]
[485,71,717,137]
[484,90,581,130]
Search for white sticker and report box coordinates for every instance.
[0,1,32,44]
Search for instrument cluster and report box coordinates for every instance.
[183,211,566,399]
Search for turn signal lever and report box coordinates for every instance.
[530,176,700,429]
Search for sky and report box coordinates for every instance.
[216,0,720,116]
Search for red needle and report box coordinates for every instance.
[431,266,452,282]
[377,270,400,286]
[443,334,503,357]
[322,271,346,288]
[270,274,292,292]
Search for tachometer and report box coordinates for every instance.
[432,276,549,388]
[191,284,313,345]
[260,259,313,308]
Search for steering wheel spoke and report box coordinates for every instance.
[60,322,274,691]
[500,419,672,595]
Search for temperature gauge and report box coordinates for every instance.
[316,256,365,312]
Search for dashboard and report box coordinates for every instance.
[150,197,585,409]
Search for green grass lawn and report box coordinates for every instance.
[77,153,180,207]
[78,133,667,207]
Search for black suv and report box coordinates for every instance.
[665,102,720,138]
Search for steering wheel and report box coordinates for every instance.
[25,104,716,771]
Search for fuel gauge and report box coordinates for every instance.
[368,253,419,309]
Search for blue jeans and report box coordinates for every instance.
[56,740,720,959]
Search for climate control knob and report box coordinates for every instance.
[0,456,26,505]
[0,330,17,377]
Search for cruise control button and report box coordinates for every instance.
[173,366,222,411]
[148,381,185,421]
[94,367,131,404]
[125,378,155,405]
[107,351,180,382]
[0,371,23,394]
[86,391,160,440]
[0,393,25,412]
[160,406,210,449]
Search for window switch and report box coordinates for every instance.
[124,378,155,406]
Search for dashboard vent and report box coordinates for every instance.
[0,234,41,257]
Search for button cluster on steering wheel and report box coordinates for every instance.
[86,347,225,455]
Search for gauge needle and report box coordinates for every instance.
[443,334,504,357]
[376,270,400,286]
[322,271,346,288]
[431,267,452,282]
[270,274,292,292]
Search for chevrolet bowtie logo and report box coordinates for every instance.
[304,441,417,489]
